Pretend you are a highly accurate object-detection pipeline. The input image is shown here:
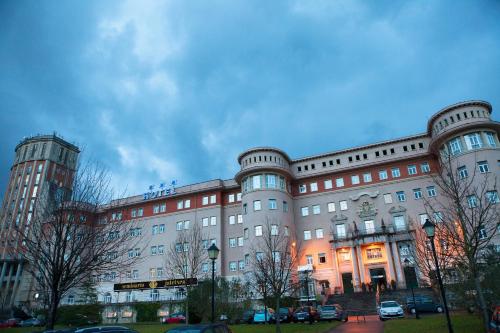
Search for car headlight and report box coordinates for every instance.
[381,310,387,314]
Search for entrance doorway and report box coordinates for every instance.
[369,268,387,290]
[404,266,418,289]
[341,273,354,294]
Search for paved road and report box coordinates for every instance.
[327,315,384,333]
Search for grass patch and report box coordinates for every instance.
[384,313,483,333]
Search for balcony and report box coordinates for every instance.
[330,222,413,245]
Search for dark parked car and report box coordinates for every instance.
[241,310,255,324]
[277,308,293,323]
[19,318,46,327]
[293,307,318,323]
[406,296,443,314]
[75,326,138,333]
[319,304,348,322]
[165,323,232,333]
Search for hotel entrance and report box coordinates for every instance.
[341,273,354,294]
[369,268,387,289]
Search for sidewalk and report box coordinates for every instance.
[327,315,384,333]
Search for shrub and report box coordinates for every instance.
[134,302,162,322]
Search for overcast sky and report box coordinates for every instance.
[1,0,500,198]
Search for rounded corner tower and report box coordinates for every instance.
[235,147,296,257]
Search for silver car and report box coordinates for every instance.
[378,301,404,321]
[319,304,348,322]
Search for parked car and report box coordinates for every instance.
[277,308,293,323]
[319,304,348,322]
[162,313,186,324]
[241,310,255,324]
[406,296,443,314]
[0,318,21,328]
[253,308,274,323]
[293,307,318,323]
[489,305,500,333]
[75,326,138,333]
[19,318,45,327]
[378,301,404,321]
[165,323,232,333]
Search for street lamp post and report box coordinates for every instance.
[403,258,420,319]
[423,219,454,333]
[208,244,220,323]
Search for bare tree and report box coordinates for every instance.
[249,218,301,333]
[417,154,500,332]
[165,221,207,324]
[12,161,145,329]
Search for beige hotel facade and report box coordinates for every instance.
[1,100,500,307]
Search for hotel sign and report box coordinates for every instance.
[143,181,177,200]
[113,278,197,291]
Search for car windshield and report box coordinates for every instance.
[322,306,335,311]
[382,302,399,308]
[279,308,288,314]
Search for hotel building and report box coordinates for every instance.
[1,100,500,308]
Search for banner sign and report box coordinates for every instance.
[113,278,197,291]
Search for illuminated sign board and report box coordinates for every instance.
[143,181,177,200]
[113,278,197,291]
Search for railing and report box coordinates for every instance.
[331,223,412,242]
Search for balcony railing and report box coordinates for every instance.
[331,223,412,242]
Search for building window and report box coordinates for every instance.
[486,191,500,203]
[228,194,235,203]
[394,215,405,231]
[268,199,277,210]
[351,175,360,185]
[210,216,216,226]
[271,224,279,236]
[327,202,335,212]
[229,215,235,225]
[458,166,468,179]
[413,188,422,199]
[158,245,164,255]
[284,226,289,236]
[252,175,261,189]
[202,217,209,227]
[383,193,393,204]
[318,253,326,264]
[253,200,262,211]
[379,170,388,180]
[339,200,348,211]
[152,225,158,235]
[202,196,209,205]
[396,191,406,202]
[434,211,444,223]
[486,132,497,147]
[176,221,183,231]
[304,230,311,240]
[306,255,313,265]
[244,228,249,239]
[238,237,244,247]
[301,207,309,217]
[479,228,487,240]
[366,248,383,260]
[421,162,430,173]
[229,238,236,248]
[312,205,321,215]
[283,201,288,212]
[310,182,318,192]
[324,179,333,189]
[391,168,400,178]
[160,203,166,212]
[299,184,307,193]
[407,165,417,175]
[132,270,139,279]
[427,186,437,197]
[210,194,216,204]
[153,205,159,214]
[464,133,483,150]
[467,195,478,208]
[243,203,247,214]
[237,193,242,201]
[255,225,263,237]
[478,161,489,173]
[363,173,372,182]
[151,246,157,255]
[336,224,346,238]
[266,174,277,188]
[177,200,183,209]
[237,214,243,223]
[419,213,428,225]
[336,178,344,187]
[239,260,245,271]
[202,240,209,250]
[448,137,463,155]
[315,228,324,239]
[364,220,375,234]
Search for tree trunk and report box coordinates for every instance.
[185,285,189,324]
[46,293,60,329]
[275,297,281,333]
[474,275,490,333]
